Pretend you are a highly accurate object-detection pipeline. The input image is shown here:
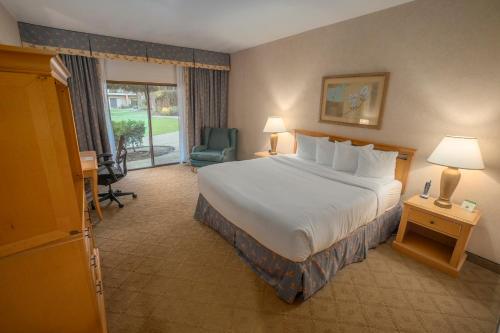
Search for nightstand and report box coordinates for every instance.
[393,195,480,277]
[254,151,280,158]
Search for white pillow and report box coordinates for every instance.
[315,140,351,166]
[356,149,399,179]
[332,143,374,172]
[296,135,328,160]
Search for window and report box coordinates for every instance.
[106,81,179,170]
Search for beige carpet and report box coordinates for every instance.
[94,164,499,333]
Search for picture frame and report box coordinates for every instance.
[319,72,389,129]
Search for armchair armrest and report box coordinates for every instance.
[222,147,236,162]
[97,152,114,161]
[192,145,208,153]
[98,160,114,167]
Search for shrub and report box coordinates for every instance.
[153,89,177,116]
[159,106,178,116]
[111,119,146,151]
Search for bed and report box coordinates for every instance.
[194,129,416,303]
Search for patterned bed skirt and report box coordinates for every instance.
[194,194,402,303]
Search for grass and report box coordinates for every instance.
[110,108,179,136]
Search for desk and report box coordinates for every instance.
[80,151,103,221]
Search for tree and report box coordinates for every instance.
[111,119,146,151]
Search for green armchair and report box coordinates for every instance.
[190,127,238,168]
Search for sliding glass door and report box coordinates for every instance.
[106,81,179,170]
[149,85,180,165]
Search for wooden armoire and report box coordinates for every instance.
[0,45,107,332]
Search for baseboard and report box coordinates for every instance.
[466,251,500,274]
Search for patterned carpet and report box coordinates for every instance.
[94,164,499,333]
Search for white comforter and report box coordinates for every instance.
[197,155,401,262]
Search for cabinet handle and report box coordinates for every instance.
[95,281,103,295]
[90,255,97,268]
[429,220,435,224]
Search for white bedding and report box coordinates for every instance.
[197,155,401,262]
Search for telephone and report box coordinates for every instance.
[420,180,431,199]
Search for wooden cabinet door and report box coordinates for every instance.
[0,237,102,333]
[92,248,108,333]
[0,72,82,257]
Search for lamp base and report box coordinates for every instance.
[434,198,453,208]
[434,167,461,209]
[269,133,278,154]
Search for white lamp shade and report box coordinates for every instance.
[263,116,286,133]
[427,136,484,170]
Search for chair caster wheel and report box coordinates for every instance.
[132,194,137,199]
[118,204,124,208]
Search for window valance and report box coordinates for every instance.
[18,22,230,71]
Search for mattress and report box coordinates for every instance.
[197,155,402,262]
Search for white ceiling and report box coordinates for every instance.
[2,0,413,53]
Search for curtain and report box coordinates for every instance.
[176,66,189,163]
[186,67,229,151]
[97,59,116,156]
[61,54,110,155]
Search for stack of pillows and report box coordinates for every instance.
[296,134,398,180]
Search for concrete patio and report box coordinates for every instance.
[127,131,180,169]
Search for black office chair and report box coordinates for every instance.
[97,135,137,208]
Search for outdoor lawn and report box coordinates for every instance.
[110,108,179,136]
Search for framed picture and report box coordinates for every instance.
[319,72,389,129]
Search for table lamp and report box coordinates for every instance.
[263,116,286,155]
[427,136,484,208]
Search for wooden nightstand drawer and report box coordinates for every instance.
[407,208,461,237]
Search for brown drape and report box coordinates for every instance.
[186,67,229,150]
[61,54,110,155]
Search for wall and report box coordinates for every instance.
[0,2,20,45]
[228,0,500,263]
[104,59,176,84]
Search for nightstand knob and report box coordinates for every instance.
[430,220,435,224]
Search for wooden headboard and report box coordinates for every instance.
[293,129,416,193]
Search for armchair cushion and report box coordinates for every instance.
[192,145,207,152]
[207,128,230,150]
[190,149,224,162]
